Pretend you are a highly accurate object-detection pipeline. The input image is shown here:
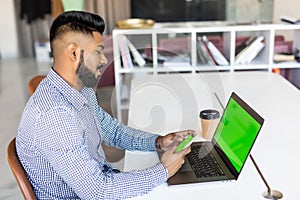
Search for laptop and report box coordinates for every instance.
[167,92,264,185]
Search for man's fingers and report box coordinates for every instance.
[175,130,196,138]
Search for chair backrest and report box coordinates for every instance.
[28,75,46,96]
[7,137,36,200]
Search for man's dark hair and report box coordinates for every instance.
[49,11,105,46]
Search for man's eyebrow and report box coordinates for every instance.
[97,44,104,50]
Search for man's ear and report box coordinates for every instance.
[67,43,79,61]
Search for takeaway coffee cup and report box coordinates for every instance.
[199,109,220,140]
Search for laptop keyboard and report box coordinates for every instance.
[187,145,225,178]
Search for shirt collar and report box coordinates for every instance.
[47,68,89,111]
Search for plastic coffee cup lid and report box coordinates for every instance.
[199,109,220,120]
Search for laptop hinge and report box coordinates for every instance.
[214,143,239,179]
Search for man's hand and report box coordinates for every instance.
[156,130,196,177]
[160,145,191,178]
[156,130,197,151]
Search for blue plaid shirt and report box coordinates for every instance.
[16,68,168,199]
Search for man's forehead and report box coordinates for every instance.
[92,31,103,41]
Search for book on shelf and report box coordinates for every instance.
[243,41,265,64]
[198,36,218,65]
[127,38,146,67]
[273,53,295,63]
[235,35,262,59]
[117,34,134,69]
[201,35,229,66]
[281,16,300,25]
[161,53,191,67]
[234,35,265,64]
[235,36,256,56]
[197,36,215,65]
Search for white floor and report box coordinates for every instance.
[0,58,124,199]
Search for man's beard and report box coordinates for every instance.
[76,51,99,88]
[77,64,99,88]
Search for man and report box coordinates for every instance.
[16,11,195,199]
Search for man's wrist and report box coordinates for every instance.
[155,136,163,151]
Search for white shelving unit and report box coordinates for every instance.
[112,23,300,123]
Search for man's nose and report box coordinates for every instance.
[101,53,108,65]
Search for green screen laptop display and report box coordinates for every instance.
[213,98,261,173]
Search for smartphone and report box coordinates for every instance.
[175,134,194,153]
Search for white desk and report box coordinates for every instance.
[125,72,300,199]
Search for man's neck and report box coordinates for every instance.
[52,65,83,91]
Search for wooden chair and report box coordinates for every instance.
[27,75,46,96]
[7,137,36,200]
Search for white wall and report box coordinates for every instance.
[0,0,19,59]
[0,0,298,60]
[273,0,300,23]
[226,0,273,23]
[273,0,300,88]
[273,0,300,40]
